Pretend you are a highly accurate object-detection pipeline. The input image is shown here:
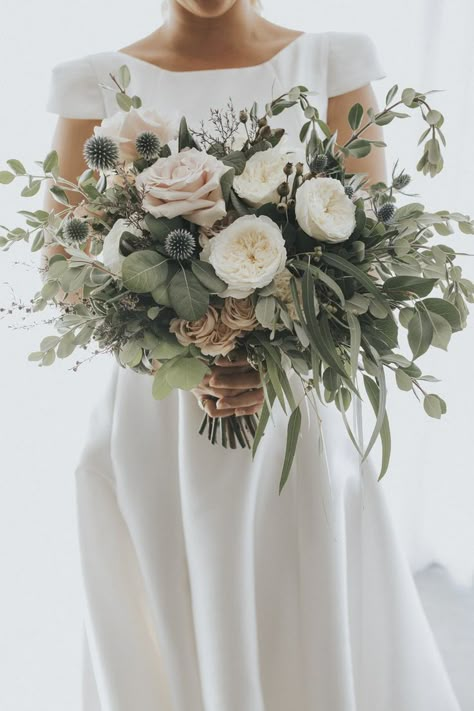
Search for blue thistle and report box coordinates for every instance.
[136,131,161,161]
[83,135,119,171]
[344,186,355,199]
[164,229,196,260]
[377,202,396,224]
[61,218,89,246]
[310,154,328,172]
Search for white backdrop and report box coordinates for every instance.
[0,1,473,709]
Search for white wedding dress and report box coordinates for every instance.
[46,31,462,711]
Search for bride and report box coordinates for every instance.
[44,1,462,709]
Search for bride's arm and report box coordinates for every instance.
[41,117,101,296]
[327,83,387,185]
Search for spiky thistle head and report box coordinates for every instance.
[60,217,90,246]
[393,172,411,190]
[310,154,328,173]
[344,186,355,199]
[135,131,161,161]
[83,135,119,171]
[377,202,396,224]
[164,228,196,260]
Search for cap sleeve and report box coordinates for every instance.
[45,56,106,119]
[326,32,386,98]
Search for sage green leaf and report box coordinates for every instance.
[255,296,277,328]
[0,171,15,184]
[149,332,186,360]
[118,64,131,89]
[144,214,186,243]
[385,84,398,105]
[178,116,198,150]
[57,332,76,359]
[41,350,56,366]
[423,393,445,418]
[122,250,169,293]
[119,341,143,367]
[41,280,59,299]
[321,252,392,318]
[292,259,345,305]
[7,159,26,175]
[168,269,209,320]
[363,373,391,480]
[346,312,361,379]
[347,139,372,158]
[424,311,451,350]
[401,88,416,106]
[399,307,415,328]
[220,167,235,204]
[116,92,132,111]
[421,298,462,331]
[382,275,438,298]
[165,357,210,390]
[222,151,246,175]
[191,260,227,293]
[28,351,44,362]
[49,185,70,205]
[31,229,45,251]
[279,405,302,494]
[151,283,172,307]
[21,180,41,198]
[407,309,433,359]
[348,102,364,130]
[395,368,412,391]
[40,335,60,351]
[43,150,59,174]
[252,382,276,458]
[152,364,175,400]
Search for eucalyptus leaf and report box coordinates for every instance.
[168,268,209,320]
[122,250,169,293]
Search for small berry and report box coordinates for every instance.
[377,202,396,223]
[83,135,119,171]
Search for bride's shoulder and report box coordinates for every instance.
[46,51,127,119]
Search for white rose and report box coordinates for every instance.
[233,145,292,207]
[135,147,229,227]
[94,107,179,163]
[208,214,287,298]
[295,177,356,243]
[101,218,142,275]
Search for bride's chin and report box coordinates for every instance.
[174,0,241,19]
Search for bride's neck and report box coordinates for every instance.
[164,2,259,53]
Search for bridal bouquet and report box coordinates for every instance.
[1,65,473,490]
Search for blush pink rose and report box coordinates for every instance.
[135,147,229,227]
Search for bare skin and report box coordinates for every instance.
[42,0,386,419]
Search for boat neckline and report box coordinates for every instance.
[113,31,308,75]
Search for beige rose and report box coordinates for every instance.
[169,305,239,356]
[135,147,229,227]
[94,107,179,162]
[221,297,258,332]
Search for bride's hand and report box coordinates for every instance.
[192,355,264,418]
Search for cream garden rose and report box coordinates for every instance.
[207,214,287,298]
[233,145,291,207]
[94,107,179,163]
[295,177,356,243]
[169,306,239,357]
[136,147,229,227]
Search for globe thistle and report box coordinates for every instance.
[393,172,411,190]
[310,154,328,173]
[83,135,119,171]
[377,202,396,223]
[344,186,355,199]
[164,228,196,260]
[136,131,161,161]
[60,217,89,246]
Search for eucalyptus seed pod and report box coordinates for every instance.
[283,162,294,176]
[277,181,290,197]
[287,197,296,210]
[276,202,288,214]
[259,125,272,139]
[257,117,268,128]
[295,162,304,175]
[239,109,249,124]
